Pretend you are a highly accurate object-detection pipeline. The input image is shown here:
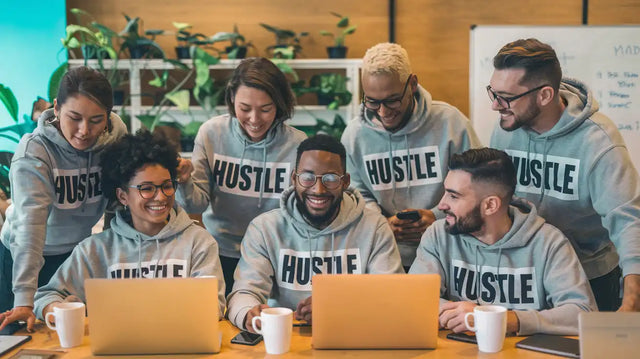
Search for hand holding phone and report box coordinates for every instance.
[231,330,263,346]
[446,332,477,344]
[396,210,421,222]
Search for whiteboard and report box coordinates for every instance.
[470,25,640,172]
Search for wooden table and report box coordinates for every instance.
[5,320,565,358]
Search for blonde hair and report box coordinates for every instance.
[362,43,412,82]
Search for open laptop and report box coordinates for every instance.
[312,274,440,349]
[85,277,220,355]
[579,312,640,359]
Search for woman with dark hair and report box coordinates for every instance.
[33,130,225,320]
[176,57,306,294]
[0,66,127,330]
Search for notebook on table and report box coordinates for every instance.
[312,274,440,349]
[85,277,220,355]
[579,311,640,359]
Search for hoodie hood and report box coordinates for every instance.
[34,108,128,154]
[361,84,432,136]
[110,205,194,242]
[458,197,545,250]
[529,78,599,140]
[279,186,366,236]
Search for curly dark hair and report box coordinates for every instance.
[100,130,179,202]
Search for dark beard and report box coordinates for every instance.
[295,192,342,228]
[444,204,483,235]
[500,101,541,132]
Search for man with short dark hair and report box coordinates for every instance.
[341,42,481,271]
[489,38,640,311]
[227,135,403,332]
[410,148,597,336]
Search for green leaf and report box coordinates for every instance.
[164,59,190,71]
[0,84,19,122]
[165,90,191,112]
[343,25,357,35]
[182,121,203,137]
[337,17,349,28]
[172,22,191,31]
[319,30,333,37]
[136,114,158,131]
[148,71,168,88]
[48,62,68,102]
[227,47,239,59]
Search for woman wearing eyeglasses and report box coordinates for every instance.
[33,130,226,321]
[0,67,127,332]
[175,58,306,294]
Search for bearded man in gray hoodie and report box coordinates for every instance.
[410,148,596,336]
[227,135,403,332]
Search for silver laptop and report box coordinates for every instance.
[579,312,640,359]
[85,277,220,355]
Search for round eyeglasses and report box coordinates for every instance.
[294,172,345,190]
[128,180,176,199]
[486,84,549,109]
[362,75,412,111]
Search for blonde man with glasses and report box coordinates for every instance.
[489,38,640,312]
[227,135,403,332]
[341,43,480,271]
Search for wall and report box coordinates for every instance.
[66,0,640,116]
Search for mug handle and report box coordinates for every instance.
[464,312,476,332]
[251,316,263,335]
[45,312,57,330]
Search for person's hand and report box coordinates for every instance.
[295,296,312,324]
[0,306,36,333]
[176,158,194,184]
[388,209,436,243]
[439,301,477,333]
[244,304,270,333]
[618,274,640,312]
[41,302,64,323]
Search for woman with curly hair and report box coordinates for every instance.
[32,130,226,320]
[0,66,127,331]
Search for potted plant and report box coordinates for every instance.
[259,23,308,58]
[319,12,357,59]
[63,8,119,61]
[172,22,211,59]
[119,14,166,59]
[299,73,353,109]
[209,24,253,59]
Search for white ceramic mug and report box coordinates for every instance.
[464,305,507,353]
[45,302,86,348]
[251,307,293,354]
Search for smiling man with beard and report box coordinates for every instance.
[227,135,403,332]
[410,148,596,336]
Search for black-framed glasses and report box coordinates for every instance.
[363,75,412,111]
[295,172,345,190]
[128,180,176,199]
[486,84,549,109]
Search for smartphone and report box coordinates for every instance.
[446,332,477,344]
[230,331,263,346]
[396,210,420,222]
[0,321,26,335]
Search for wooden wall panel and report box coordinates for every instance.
[66,0,639,116]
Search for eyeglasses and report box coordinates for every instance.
[295,172,345,190]
[363,75,412,111]
[128,180,176,199]
[486,84,549,109]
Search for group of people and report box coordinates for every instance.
[0,38,638,339]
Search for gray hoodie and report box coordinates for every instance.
[34,205,226,319]
[1,108,127,307]
[490,78,640,280]
[410,199,597,335]
[341,85,481,266]
[176,114,307,258]
[227,186,404,329]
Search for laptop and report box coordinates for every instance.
[85,277,220,355]
[579,312,640,359]
[312,274,440,349]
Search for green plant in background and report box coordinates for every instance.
[259,23,308,58]
[119,14,166,59]
[319,12,357,47]
[62,8,119,61]
[298,73,352,109]
[209,24,253,59]
[173,22,210,48]
[296,114,346,141]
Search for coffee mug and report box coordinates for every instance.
[45,302,86,348]
[464,305,507,353]
[251,307,293,354]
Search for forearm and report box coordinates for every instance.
[620,274,640,311]
[514,304,588,336]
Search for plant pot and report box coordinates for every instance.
[82,45,109,60]
[113,90,125,106]
[317,93,335,106]
[175,46,190,59]
[225,46,247,59]
[129,45,163,59]
[327,46,347,59]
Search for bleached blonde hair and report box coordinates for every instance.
[362,43,412,82]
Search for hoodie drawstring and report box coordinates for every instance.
[388,134,398,212]
[257,144,267,209]
[475,245,502,305]
[137,235,142,278]
[539,137,549,203]
[404,134,412,200]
